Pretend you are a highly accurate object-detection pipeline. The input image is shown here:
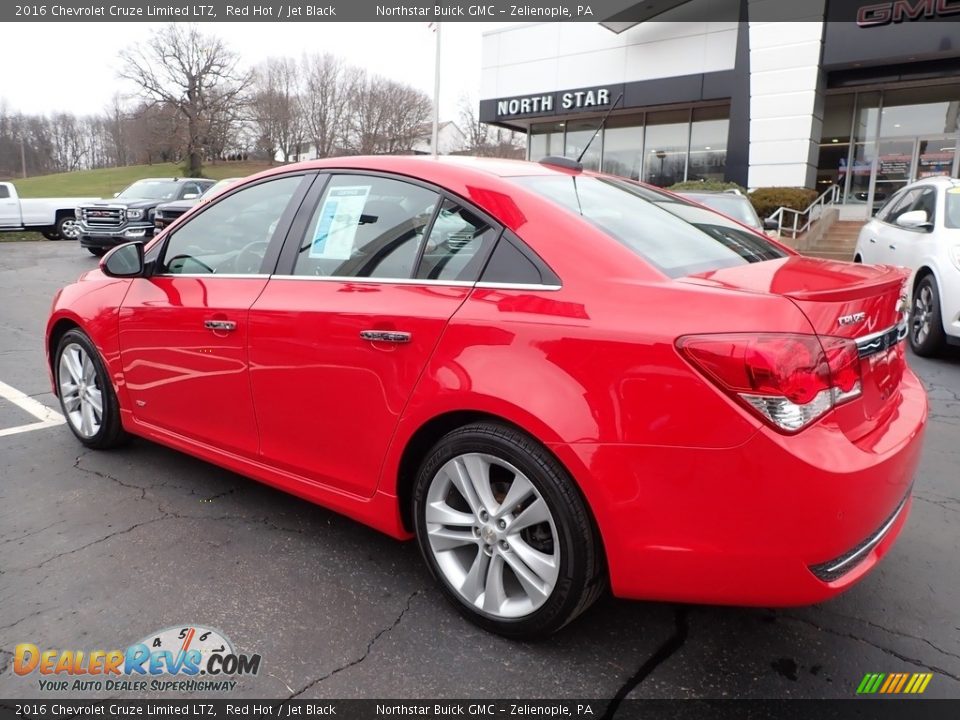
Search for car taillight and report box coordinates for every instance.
[677,333,862,433]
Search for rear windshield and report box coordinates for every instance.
[680,193,762,229]
[516,176,786,277]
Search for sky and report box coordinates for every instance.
[2,22,502,122]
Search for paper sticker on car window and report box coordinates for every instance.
[309,185,370,259]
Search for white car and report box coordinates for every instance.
[854,176,960,356]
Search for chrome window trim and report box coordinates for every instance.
[267,275,562,291]
[475,281,562,292]
[149,273,563,291]
[152,273,271,279]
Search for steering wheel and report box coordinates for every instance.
[165,254,214,274]
[233,240,270,274]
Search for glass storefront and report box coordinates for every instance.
[817,84,960,212]
[527,105,729,187]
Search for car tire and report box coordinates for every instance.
[412,421,606,638]
[909,274,946,357]
[56,216,81,240]
[55,329,128,449]
[87,248,106,257]
[853,254,862,263]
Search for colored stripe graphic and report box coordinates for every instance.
[857,672,932,694]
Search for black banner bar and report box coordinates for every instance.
[2,700,960,720]
[5,0,960,24]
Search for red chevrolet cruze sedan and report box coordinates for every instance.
[46,156,927,637]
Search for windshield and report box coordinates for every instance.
[117,180,182,200]
[209,178,240,197]
[680,193,762,229]
[517,176,786,277]
[944,186,960,228]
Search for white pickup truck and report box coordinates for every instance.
[0,181,99,240]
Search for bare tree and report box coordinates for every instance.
[457,95,524,159]
[348,72,431,155]
[119,24,249,176]
[250,57,305,163]
[301,53,353,160]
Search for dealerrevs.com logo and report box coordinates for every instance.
[13,625,261,693]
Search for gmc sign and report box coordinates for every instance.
[857,0,960,26]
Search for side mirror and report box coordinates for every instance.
[896,210,933,230]
[100,241,145,278]
[763,218,779,231]
[182,193,199,200]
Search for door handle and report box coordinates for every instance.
[204,319,237,332]
[889,245,896,250]
[869,238,876,243]
[360,330,411,344]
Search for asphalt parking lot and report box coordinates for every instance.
[1,240,958,702]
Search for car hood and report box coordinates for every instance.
[157,199,200,211]
[83,199,160,210]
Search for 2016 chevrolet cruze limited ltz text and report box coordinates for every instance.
[45,156,927,637]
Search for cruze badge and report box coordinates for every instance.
[838,312,867,327]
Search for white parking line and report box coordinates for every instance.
[0,379,65,437]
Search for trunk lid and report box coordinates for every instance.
[682,256,909,439]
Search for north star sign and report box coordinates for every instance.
[495,87,617,119]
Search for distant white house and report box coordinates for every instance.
[411,121,466,156]
[275,121,465,163]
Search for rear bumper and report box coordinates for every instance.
[79,224,154,249]
[552,368,928,606]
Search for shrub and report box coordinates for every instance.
[668,180,747,194]
[748,187,818,220]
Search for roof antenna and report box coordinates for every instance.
[576,91,623,164]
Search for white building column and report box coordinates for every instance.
[748,2,827,189]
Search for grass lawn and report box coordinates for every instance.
[9,161,276,199]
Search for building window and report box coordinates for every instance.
[816,93,855,192]
[564,119,602,171]
[688,107,729,183]
[601,117,644,180]
[526,105,730,188]
[529,122,565,161]
[642,110,690,187]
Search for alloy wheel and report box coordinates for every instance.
[424,452,560,619]
[913,285,933,346]
[58,342,103,439]
[59,219,81,239]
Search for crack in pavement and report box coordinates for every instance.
[12,516,168,573]
[0,649,11,674]
[601,606,688,718]
[0,519,68,545]
[73,452,148,500]
[811,606,960,663]
[781,614,960,681]
[277,590,421,704]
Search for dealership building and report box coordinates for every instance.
[479,0,960,219]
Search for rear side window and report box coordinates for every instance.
[516,176,785,278]
[0,185,9,199]
[480,231,559,286]
[293,175,439,279]
[416,200,499,282]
